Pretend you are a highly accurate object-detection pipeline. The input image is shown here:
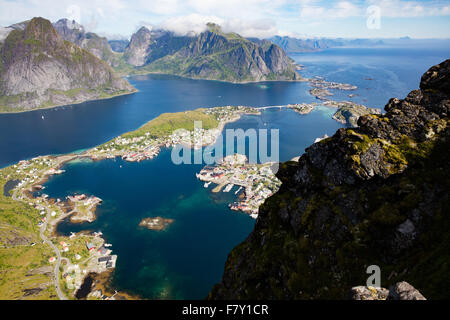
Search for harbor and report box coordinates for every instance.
[196,154,282,217]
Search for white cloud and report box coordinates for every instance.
[158,14,224,35]
[368,0,450,18]
[155,14,280,38]
[0,0,449,39]
[299,0,450,20]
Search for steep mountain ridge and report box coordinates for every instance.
[209,59,450,299]
[0,17,134,112]
[53,19,121,67]
[124,23,300,82]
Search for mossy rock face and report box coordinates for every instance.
[209,59,450,300]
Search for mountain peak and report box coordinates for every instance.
[54,18,84,32]
[206,22,222,33]
[0,16,134,112]
[24,17,60,45]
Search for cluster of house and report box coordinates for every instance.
[10,158,53,191]
[205,105,260,123]
[197,155,281,217]
[169,126,220,149]
[309,76,358,91]
[89,133,164,162]
[86,242,116,270]
[121,144,161,162]
[67,194,102,206]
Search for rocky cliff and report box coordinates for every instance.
[209,59,450,299]
[124,23,300,82]
[53,19,121,67]
[0,17,134,112]
[108,39,129,53]
[123,26,189,67]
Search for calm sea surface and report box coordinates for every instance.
[5,45,450,298]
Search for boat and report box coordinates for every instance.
[204,182,211,188]
[234,186,242,194]
[223,184,233,193]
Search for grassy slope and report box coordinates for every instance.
[0,170,57,299]
[122,108,219,139]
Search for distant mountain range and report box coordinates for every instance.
[122,23,301,82]
[269,35,385,53]
[0,17,134,112]
[1,17,442,113]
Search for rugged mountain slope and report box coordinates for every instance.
[209,60,450,299]
[109,39,129,53]
[53,19,120,67]
[123,26,190,67]
[0,17,134,112]
[124,23,300,82]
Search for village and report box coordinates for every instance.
[0,105,272,299]
[84,105,261,162]
[0,156,120,299]
[196,154,282,218]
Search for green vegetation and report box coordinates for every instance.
[211,124,450,299]
[122,108,219,139]
[0,170,57,299]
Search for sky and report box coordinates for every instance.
[0,0,449,39]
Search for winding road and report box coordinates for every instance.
[12,189,67,300]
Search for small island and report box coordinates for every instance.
[139,217,174,231]
[286,103,315,115]
[308,76,358,101]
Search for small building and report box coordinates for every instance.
[49,257,56,263]
[97,246,108,255]
[98,256,112,263]
[86,243,95,252]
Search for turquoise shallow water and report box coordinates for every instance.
[42,107,342,299]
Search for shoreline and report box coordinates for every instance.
[0,88,138,115]
[1,96,368,299]
[127,70,308,84]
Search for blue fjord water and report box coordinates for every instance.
[3,46,450,299]
[47,106,342,299]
